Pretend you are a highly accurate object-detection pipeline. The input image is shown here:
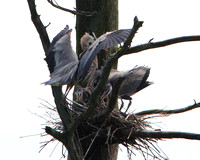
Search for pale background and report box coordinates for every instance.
[1,0,200,159]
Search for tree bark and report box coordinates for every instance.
[75,0,119,160]
[76,0,118,54]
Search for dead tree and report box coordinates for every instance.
[27,0,200,159]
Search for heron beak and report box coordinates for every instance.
[67,31,71,36]
[66,29,72,36]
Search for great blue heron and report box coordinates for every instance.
[109,67,151,98]
[91,66,152,111]
[44,26,131,95]
[75,66,151,111]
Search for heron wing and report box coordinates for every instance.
[118,67,151,96]
[48,25,70,54]
[45,25,71,73]
[77,29,131,81]
[44,61,79,86]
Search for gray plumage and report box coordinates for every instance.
[48,25,70,55]
[44,29,78,86]
[93,66,152,99]
[45,25,70,73]
[109,67,152,98]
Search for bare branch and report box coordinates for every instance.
[27,0,50,53]
[27,0,72,131]
[125,35,200,56]
[47,0,96,16]
[131,130,200,140]
[51,86,72,130]
[116,16,144,59]
[135,102,200,116]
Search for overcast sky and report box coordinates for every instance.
[1,0,200,159]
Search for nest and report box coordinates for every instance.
[39,98,168,160]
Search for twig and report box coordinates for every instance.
[49,141,60,157]
[61,145,66,158]
[106,126,112,144]
[66,97,87,110]
[39,138,55,153]
[83,120,107,159]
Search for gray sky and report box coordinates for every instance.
[1,0,200,159]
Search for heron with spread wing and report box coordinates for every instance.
[44,25,131,95]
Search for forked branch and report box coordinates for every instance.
[47,0,96,16]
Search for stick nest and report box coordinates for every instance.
[40,98,168,160]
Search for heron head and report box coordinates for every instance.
[80,32,95,51]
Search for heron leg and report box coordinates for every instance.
[120,95,132,113]
[64,85,71,96]
[124,99,132,113]
[119,99,124,111]
[61,85,73,104]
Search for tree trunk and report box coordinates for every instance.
[76,0,118,54]
[75,0,119,160]
[76,0,118,68]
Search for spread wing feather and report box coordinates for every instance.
[77,29,131,80]
[44,61,79,86]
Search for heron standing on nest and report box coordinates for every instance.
[90,66,152,111]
